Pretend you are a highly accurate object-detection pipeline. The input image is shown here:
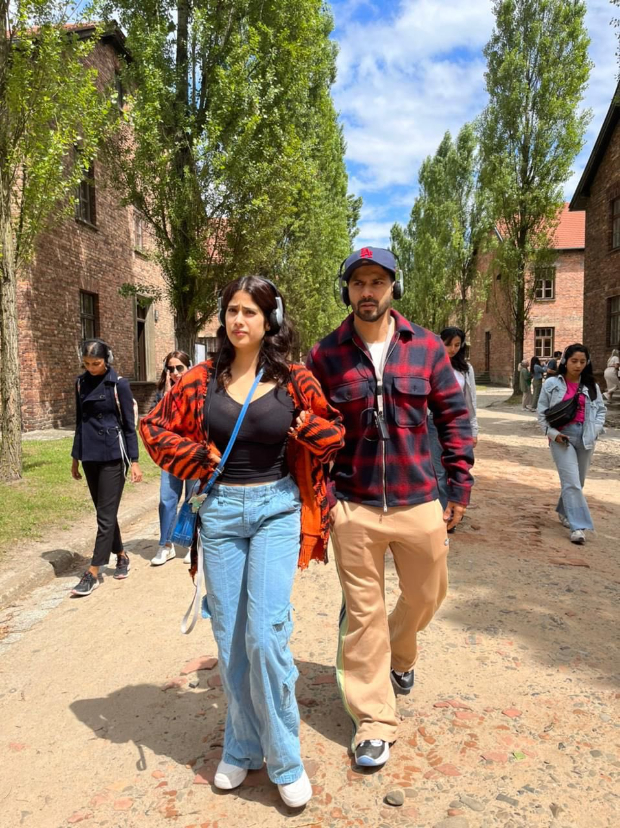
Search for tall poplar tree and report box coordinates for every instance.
[0,4,110,481]
[390,123,491,333]
[102,0,355,354]
[479,0,591,393]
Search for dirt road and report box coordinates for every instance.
[1,394,619,828]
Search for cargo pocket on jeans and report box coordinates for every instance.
[273,605,294,652]
[282,664,299,710]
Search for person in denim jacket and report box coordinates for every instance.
[537,343,606,545]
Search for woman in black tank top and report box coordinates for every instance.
[196,277,315,807]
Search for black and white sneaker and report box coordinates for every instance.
[114,552,131,580]
[71,571,99,597]
[354,739,390,767]
[391,668,415,695]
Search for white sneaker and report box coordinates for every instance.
[558,515,571,529]
[213,760,248,790]
[570,529,586,545]
[183,549,191,564]
[151,545,176,566]
[278,769,312,808]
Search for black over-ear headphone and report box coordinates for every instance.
[559,345,591,366]
[337,253,404,307]
[217,278,284,335]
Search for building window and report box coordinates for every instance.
[535,266,556,300]
[135,299,150,381]
[115,74,124,110]
[608,296,620,348]
[612,198,620,250]
[75,156,96,225]
[134,210,145,252]
[80,291,99,340]
[535,327,554,359]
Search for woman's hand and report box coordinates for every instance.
[71,459,82,480]
[555,434,569,445]
[473,437,478,448]
[131,462,143,483]
[289,410,308,436]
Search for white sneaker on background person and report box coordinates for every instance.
[213,760,247,790]
[151,545,176,566]
[183,548,191,564]
[570,530,585,545]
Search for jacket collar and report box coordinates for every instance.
[335,309,414,346]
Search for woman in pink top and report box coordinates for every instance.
[536,344,606,545]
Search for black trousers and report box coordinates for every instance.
[82,460,126,567]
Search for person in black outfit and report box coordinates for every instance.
[70,339,142,596]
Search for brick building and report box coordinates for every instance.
[570,82,620,378]
[469,205,585,385]
[17,26,176,431]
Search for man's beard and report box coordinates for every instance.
[352,295,392,323]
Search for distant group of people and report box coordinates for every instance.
[67,245,609,810]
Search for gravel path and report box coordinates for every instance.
[0,402,618,828]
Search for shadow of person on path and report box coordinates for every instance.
[122,537,191,564]
[70,684,222,772]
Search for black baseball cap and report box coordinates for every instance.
[342,247,397,282]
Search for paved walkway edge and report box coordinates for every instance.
[0,490,160,609]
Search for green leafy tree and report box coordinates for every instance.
[0,3,111,481]
[390,123,492,334]
[479,0,591,393]
[102,0,355,354]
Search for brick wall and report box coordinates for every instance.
[582,120,620,378]
[469,248,584,385]
[17,39,175,431]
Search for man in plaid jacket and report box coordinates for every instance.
[307,246,474,768]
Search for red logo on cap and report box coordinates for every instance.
[360,248,373,258]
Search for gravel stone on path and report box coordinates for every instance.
[433,818,470,828]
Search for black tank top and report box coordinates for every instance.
[207,384,295,483]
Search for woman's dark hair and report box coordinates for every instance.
[214,276,297,386]
[558,343,598,399]
[157,350,191,393]
[81,339,112,365]
[529,356,541,374]
[440,326,468,375]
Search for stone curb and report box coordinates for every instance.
[0,490,160,610]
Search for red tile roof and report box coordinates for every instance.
[553,203,585,249]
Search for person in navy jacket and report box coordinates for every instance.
[70,339,142,596]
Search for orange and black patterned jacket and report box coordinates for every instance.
[139,361,345,569]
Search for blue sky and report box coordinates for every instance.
[329,0,619,248]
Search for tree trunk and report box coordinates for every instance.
[512,269,526,396]
[175,312,198,359]
[0,210,23,481]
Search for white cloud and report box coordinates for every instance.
[355,220,397,248]
[333,0,619,246]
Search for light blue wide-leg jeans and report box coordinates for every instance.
[549,421,594,531]
[198,475,302,785]
[158,471,199,546]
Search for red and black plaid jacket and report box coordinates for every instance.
[306,310,474,508]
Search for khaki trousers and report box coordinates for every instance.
[331,498,449,747]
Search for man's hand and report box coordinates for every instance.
[71,459,82,480]
[131,462,143,484]
[443,501,466,531]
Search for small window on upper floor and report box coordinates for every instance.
[535,266,556,301]
[75,150,96,226]
[611,197,620,250]
[115,74,124,110]
[134,210,145,253]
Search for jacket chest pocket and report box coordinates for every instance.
[391,376,430,427]
[330,380,370,416]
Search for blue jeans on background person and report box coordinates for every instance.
[549,421,595,531]
[428,415,449,510]
[198,475,303,785]
[159,470,199,547]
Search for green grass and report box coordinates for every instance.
[0,438,160,554]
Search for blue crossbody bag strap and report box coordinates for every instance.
[181,369,264,634]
